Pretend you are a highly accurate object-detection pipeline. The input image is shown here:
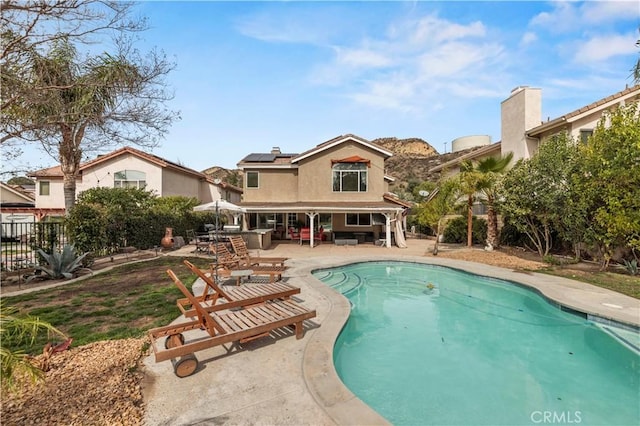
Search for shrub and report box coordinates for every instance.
[443,216,487,244]
[499,217,530,248]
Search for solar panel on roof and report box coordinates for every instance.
[243,153,276,162]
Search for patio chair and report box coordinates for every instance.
[299,227,311,245]
[148,269,316,377]
[177,260,300,317]
[228,235,288,267]
[209,243,288,284]
[299,227,322,245]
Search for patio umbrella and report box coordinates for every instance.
[193,200,245,214]
[193,200,246,283]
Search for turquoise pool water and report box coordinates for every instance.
[313,261,640,426]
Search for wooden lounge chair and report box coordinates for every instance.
[228,235,288,267]
[148,269,316,377]
[209,243,288,284]
[177,260,300,317]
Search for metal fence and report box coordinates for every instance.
[0,221,67,272]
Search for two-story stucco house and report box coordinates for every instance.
[29,146,242,216]
[433,84,640,176]
[237,134,411,248]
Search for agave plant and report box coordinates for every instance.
[623,259,638,276]
[30,244,92,280]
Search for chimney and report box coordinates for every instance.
[271,147,281,154]
[501,86,541,162]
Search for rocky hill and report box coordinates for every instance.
[372,137,438,157]
[201,166,242,188]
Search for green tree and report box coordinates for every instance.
[6,176,34,185]
[1,303,66,393]
[2,0,179,210]
[414,178,460,255]
[15,37,177,211]
[1,1,150,174]
[500,133,578,257]
[575,102,640,267]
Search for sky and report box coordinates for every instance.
[3,0,640,175]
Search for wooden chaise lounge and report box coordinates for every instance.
[148,269,316,377]
[177,260,300,317]
[227,235,289,267]
[209,243,288,284]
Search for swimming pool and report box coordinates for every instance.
[313,261,640,426]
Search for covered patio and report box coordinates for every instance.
[237,200,410,248]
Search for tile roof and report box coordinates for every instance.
[429,142,502,172]
[28,146,242,193]
[528,84,640,136]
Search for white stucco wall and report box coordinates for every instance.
[34,178,66,209]
[78,155,164,196]
[501,86,542,161]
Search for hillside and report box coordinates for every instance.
[372,137,438,157]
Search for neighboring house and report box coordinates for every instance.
[237,134,411,248]
[29,146,242,213]
[432,84,640,176]
[0,182,36,240]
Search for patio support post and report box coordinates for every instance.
[385,212,392,248]
[306,212,318,248]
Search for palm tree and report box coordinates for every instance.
[475,153,513,249]
[27,38,144,211]
[1,303,67,393]
[458,161,483,247]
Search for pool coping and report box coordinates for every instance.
[290,254,640,425]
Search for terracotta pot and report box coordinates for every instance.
[161,227,174,248]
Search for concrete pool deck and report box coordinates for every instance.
[142,240,640,425]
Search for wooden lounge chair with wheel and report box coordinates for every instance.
[177,260,300,317]
[228,235,289,267]
[209,243,288,284]
[148,269,316,378]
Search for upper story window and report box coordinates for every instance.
[39,181,50,196]
[114,170,146,189]
[332,162,367,192]
[246,171,259,188]
[579,129,593,144]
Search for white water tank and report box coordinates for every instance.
[451,135,491,152]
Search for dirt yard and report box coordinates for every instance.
[433,245,547,271]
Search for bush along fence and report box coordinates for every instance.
[0,221,67,272]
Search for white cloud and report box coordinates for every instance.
[349,75,418,112]
[417,41,504,79]
[407,14,486,45]
[529,1,578,33]
[573,32,638,63]
[315,13,504,112]
[530,0,639,32]
[334,46,392,69]
[235,9,334,45]
[520,31,538,46]
[579,1,640,25]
